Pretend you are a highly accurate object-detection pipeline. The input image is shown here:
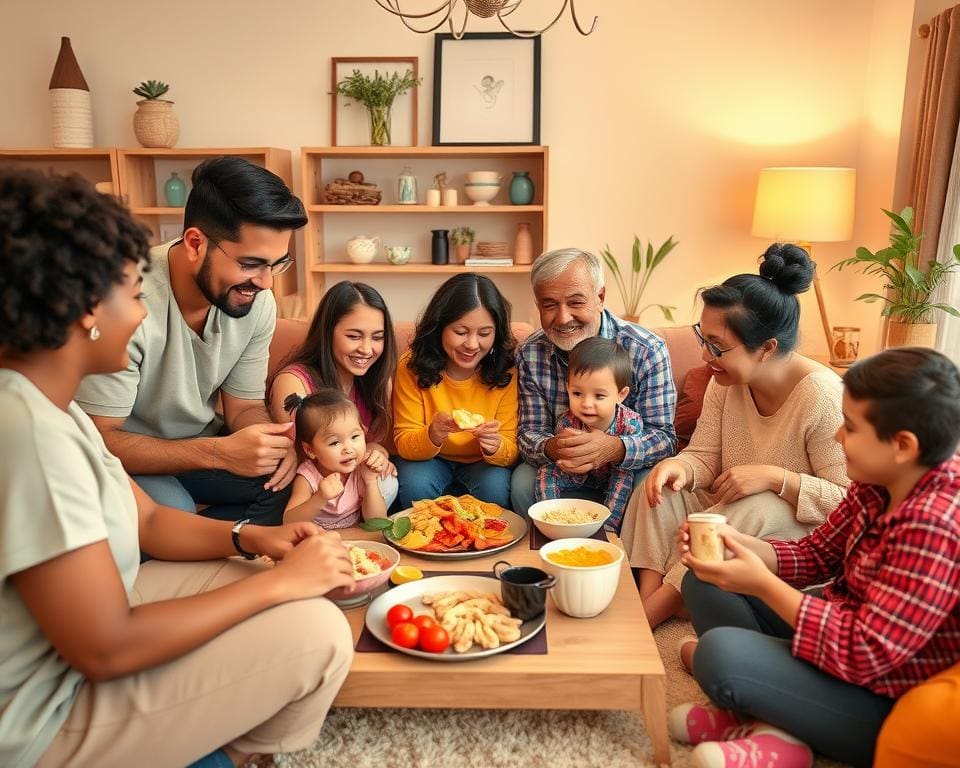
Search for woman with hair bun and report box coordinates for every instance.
[621,243,849,630]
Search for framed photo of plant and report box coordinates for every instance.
[331,57,420,146]
[432,33,541,146]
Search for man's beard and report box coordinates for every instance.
[196,256,259,318]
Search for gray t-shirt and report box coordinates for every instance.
[0,370,140,768]
[75,242,277,439]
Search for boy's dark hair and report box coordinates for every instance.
[844,347,960,466]
[184,156,307,243]
[409,273,516,389]
[700,243,814,355]
[0,168,151,353]
[568,337,632,391]
[284,389,359,448]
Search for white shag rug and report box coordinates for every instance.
[278,618,848,768]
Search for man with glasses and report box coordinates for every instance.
[77,157,308,528]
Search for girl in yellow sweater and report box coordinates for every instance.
[393,274,519,509]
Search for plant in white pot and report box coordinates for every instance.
[600,236,679,323]
[832,207,960,348]
[132,80,179,148]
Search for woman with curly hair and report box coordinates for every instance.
[0,169,354,768]
[393,273,519,509]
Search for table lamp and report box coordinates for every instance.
[751,167,856,363]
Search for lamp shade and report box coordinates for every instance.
[751,167,856,242]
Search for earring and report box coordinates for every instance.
[88,326,101,341]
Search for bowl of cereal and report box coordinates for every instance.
[326,540,400,608]
[538,537,623,618]
[527,499,611,540]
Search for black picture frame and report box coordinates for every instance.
[432,32,541,146]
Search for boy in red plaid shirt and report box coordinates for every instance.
[667,348,960,768]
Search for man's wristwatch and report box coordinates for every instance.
[231,518,258,560]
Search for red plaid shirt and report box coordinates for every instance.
[770,452,960,697]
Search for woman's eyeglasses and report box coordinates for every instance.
[693,323,739,359]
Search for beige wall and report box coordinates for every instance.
[0,0,921,356]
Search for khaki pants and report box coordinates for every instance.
[38,559,354,768]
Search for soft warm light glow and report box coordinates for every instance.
[752,167,856,242]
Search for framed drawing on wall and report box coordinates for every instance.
[432,33,541,146]
[331,56,419,146]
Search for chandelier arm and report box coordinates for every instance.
[449,2,471,39]
[373,0,454,21]
[497,0,567,37]
[494,0,524,16]
[568,0,599,35]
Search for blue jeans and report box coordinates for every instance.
[682,571,895,768]
[509,461,651,528]
[394,457,513,510]
[134,469,291,526]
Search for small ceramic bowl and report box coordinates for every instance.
[539,537,623,618]
[466,170,502,184]
[528,499,611,540]
[326,540,400,608]
[463,184,500,205]
[385,245,412,265]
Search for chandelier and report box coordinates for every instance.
[373,0,598,39]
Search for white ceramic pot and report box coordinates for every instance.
[346,234,380,264]
[466,170,502,184]
[385,245,412,265]
[528,499,611,540]
[463,183,500,206]
[538,538,623,618]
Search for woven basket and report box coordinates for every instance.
[50,88,93,148]
[133,100,179,148]
[885,321,937,349]
[465,0,511,18]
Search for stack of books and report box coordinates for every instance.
[465,256,514,267]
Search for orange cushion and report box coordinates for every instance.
[674,364,713,448]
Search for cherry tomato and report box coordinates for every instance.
[412,615,437,632]
[418,625,451,654]
[391,622,420,649]
[386,604,414,629]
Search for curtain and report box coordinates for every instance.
[933,124,960,365]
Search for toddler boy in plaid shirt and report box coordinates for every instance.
[535,337,642,528]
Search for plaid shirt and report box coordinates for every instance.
[770,452,960,697]
[516,310,677,470]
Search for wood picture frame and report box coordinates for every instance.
[331,56,419,147]
[432,33,541,146]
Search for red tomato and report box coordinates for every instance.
[391,622,420,649]
[412,615,437,632]
[386,604,414,629]
[418,625,450,654]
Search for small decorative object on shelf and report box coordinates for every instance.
[49,37,93,148]
[132,80,179,148]
[509,171,534,205]
[385,244,412,265]
[431,229,450,265]
[397,165,418,204]
[163,172,187,207]
[465,256,514,267]
[322,170,382,205]
[451,226,475,264]
[514,222,534,265]
[475,240,509,258]
[332,68,422,146]
[442,187,458,206]
[427,171,446,207]
[346,234,381,264]
[830,326,860,367]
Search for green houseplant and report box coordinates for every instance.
[832,206,960,347]
[451,226,475,264]
[131,79,178,148]
[333,69,422,146]
[600,236,679,323]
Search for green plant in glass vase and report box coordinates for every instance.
[600,236,679,323]
[832,207,960,347]
[333,69,422,146]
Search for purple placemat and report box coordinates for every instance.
[528,523,608,550]
[355,569,547,655]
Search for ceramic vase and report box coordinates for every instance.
[49,37,93,148]
[164,172,187,207]
[509,171,534,205]
[431,229,450,265]
[514,222,533,265]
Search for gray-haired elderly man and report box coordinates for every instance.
[511,248,678,527]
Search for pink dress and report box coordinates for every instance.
[295,460,364,529]
[279,363,382,442]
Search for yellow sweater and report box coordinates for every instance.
[393,350,519,467]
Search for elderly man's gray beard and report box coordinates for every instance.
[544,317,601,352]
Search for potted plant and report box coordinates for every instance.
[132,80,179,148]
[600,236,679,323]
[832,207,960,348]
[451,226,475,264]
[333,69,421,147]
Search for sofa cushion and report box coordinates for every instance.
[674,364,714,449]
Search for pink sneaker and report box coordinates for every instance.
[691,727,813,768]
[668,702,758,745]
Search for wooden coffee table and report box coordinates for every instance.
[335,527,670,766]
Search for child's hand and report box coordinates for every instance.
[366,442,398,479]
[428,411,460,446]
[472,420,502,455]
[316,472,345,501]
[360,450,383,483]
